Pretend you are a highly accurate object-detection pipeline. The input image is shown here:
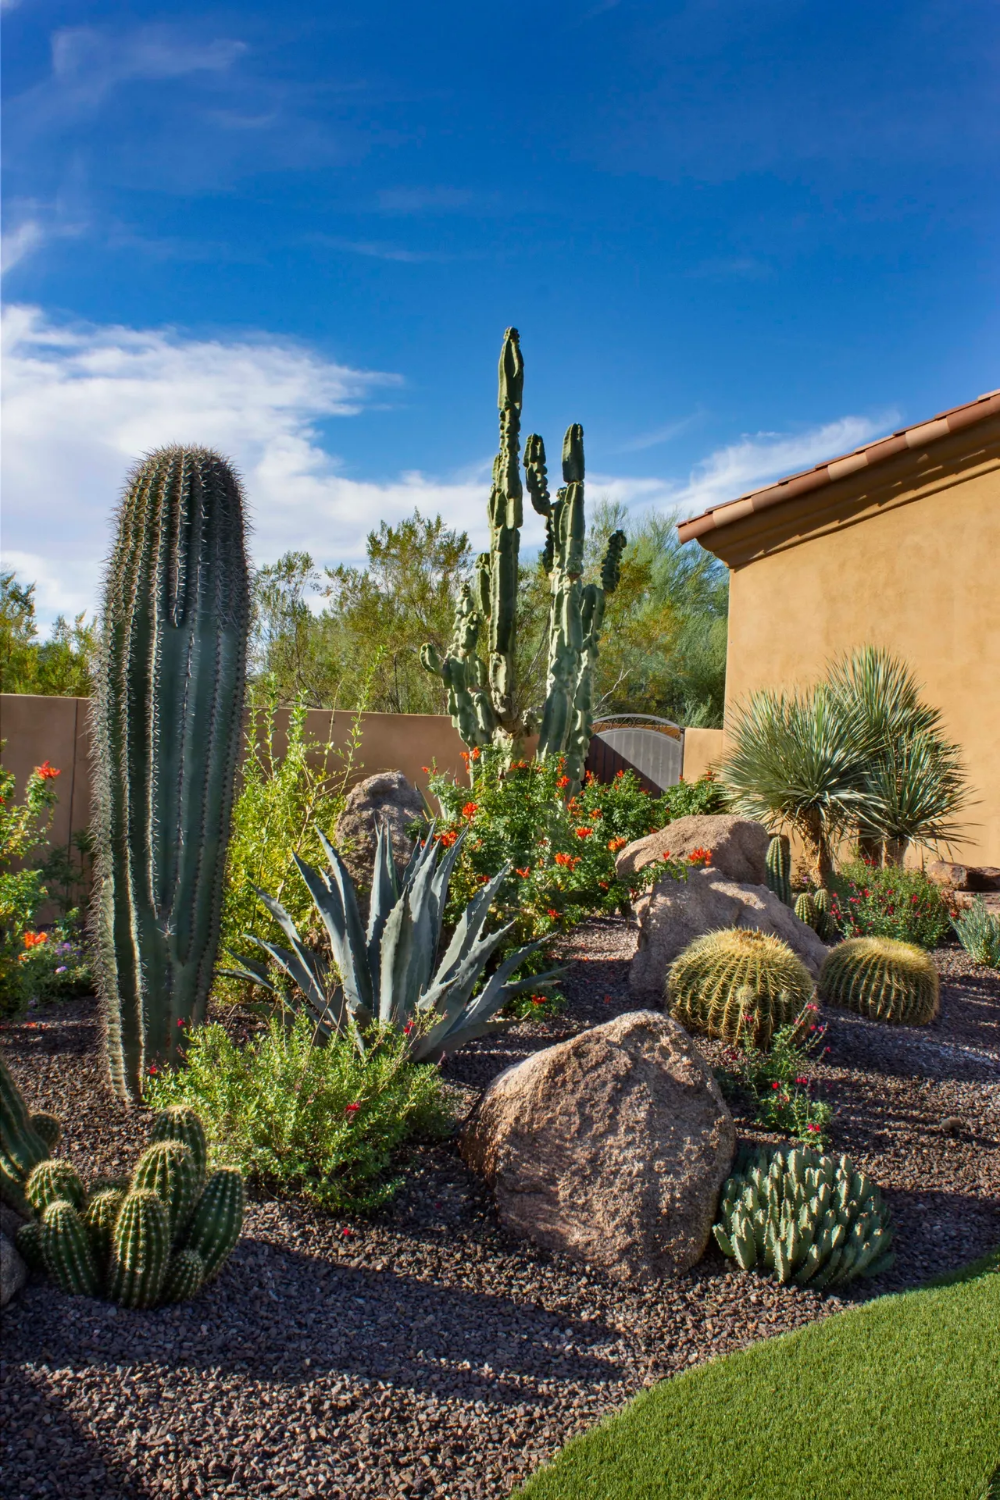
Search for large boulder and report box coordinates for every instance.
[616,815,770,887]
[460,1011,735,1282]
[334,771,425,888]
[629,868,829,998]
[0,1232,27,1308]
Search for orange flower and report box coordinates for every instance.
[515,867,531,878]
[607,836,627,853]
[462,802,478,819]
[589,808,602,819]
[436,829,459,847]
[575,827,592,839]
[556,775,570,789]
[22,931,47,949]
[547,909,559,919]
[471,747,481,760]
[554,852,580,869]
[687,846,713,866]
[35,761,60,780]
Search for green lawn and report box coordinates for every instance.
[515,1255,1000,1500]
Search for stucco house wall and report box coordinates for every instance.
[679,402,1000,867]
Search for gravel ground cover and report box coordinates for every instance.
[2,921,997,1500]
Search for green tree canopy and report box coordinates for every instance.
[0,571,98,696]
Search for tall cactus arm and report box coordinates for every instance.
[524,433,550,517]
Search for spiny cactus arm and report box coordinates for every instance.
[29,1113,62,1153]
[150,1105,208,1182]
[1,1157,34,1217]
[162,1249,205,1303]
[26,1158,86,1214]
[83,1188,126,1269]
[93,448,250,1098]
[524,433,550,517]
[41,1199,101,1297]
[0,1052,51,1178]
[15,1218,46,1273]
[600,529,627,594]
[483,329,525,728]
[183,1168,244,1281]
[132,1141,200,1236]
[109,1189,171,1308]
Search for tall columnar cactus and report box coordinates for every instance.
[819,937,939,1025]
[149,1105,208,1182]
[765,835,792,905]
[420,330,626,787]
[107,1189,172,1309]
[1,1052,52,1181]
[713,1144,894,1289]
[92,446,251,1099]
[132,1141,200,1235]
[182,1168,245,1281]
[667,927,815,1049]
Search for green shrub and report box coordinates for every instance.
[148,1015,452,1213]
[715,1013,834,1145]
[829,861,951,948]
[952,898,1000,969]
[658,770,728,820]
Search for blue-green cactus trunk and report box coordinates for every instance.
[93,447,250,1100]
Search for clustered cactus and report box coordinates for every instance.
[420,329,626,789]
[92,446,251,1101]
[765,835,792,905]
[819,936,940,1025]
[713,1144,894,1289]
[666,928,816,1049]
[795,888,836,941]
[2,1057,242,1308]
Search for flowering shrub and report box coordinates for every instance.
[423,749,692,998]
[147,1012,452,1213]
[1,752,92,1014]
[715,1008,834,1145]
[657,768,729,820]
[829,861,951,949]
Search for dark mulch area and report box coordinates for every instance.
[2,922,998,1500]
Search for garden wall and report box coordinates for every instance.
[1,695,721,858]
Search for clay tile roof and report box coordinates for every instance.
[676,388,1000,544]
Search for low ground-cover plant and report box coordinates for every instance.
[713,1143,894,1289]
[952,898,1000,969]
[148,1014,451,1213]
[1,753,92,1015]
[715,1009,833,1145]
[424,750,699,993]
[829,860,951,948]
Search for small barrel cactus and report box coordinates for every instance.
[667,928,815,1049]
[183,1169,245,1281]
[765,835,792,906]
[29,1113,63,1153]
[163,1249,205,1304]
[40,1200,101,1298]
[132,1141,200,1235]
[108,1190,172,1309]
[83,1188,127,1266]
[713,1144,894,1290]
[794,891,818,929]
[819,937,939,1025]
[26,1159,87,1215]
[149,1106,208,1183]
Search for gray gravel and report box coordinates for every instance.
[1,923,997,1499]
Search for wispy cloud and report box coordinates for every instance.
[615,412,702,453]
[48,26,247,111]
[376,186,482,215]
[1,220,46,275]
[312,236,457,264]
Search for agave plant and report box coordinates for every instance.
[223,823,559,1062]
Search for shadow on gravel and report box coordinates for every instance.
[4,1240,621,1407]
[1,1362,139,1500]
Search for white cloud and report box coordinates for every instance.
[49,26,247,108]
[1,303,895,632]
[1,219,45,274]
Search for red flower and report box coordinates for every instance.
[607,836,627,853]
[421,766,430,773]
[687,846,713,866]
[35,761,60,780]
[556,774,571,789]
[472,748,481,760]
[772,1081,780,1090]
[345,1102,361,1115]
[547,909,559,919]
[575,827,592,839]
[515,867,531,878]
[148,1065,157,1075]
[462,802,478,819]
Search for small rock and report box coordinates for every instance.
[616,815,771,886]
[628,867,830,997]
[460,1011,735,1283]
[334,771,425,888]
[0,1232,27,1307]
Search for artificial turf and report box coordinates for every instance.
[515,1256,1000,1500]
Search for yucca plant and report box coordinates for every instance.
[720,686,870,887]
[224,822,560,1062]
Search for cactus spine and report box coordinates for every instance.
[83,1187,126,1266]
[108,1190,171,1309]
[162,1249,205,1303]
[92,446,251,1100]
[713,1144,894,1289]
[26,1158,86,1214]
[149,1105,208,1183]
[765,835,792,905]
[132,1141,200,1234]
[420,330,626,788]
[819,937,939,1025]
[667,928,815,1049]
[183,1169,245,1281]
[40,1200,101,1297]
[1,1051,51,1181]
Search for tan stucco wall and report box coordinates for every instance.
[681,727,725,783]
[701,415,1000,866]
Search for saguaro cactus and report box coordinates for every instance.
[92,447,251,1099]
[421,330,625,786]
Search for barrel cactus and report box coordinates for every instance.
[0,1062,243,1309]
[819,937,939,1025]
[420,329,626,788]
[794,891,818,929]
[713,1143,894,1289]
[92,446,251,1100]
[667,928,815,1049]
[765,835,792,905]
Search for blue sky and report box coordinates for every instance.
[3,0,997,625]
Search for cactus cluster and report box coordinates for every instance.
[666,928,816,1049]
[421,329,626,789]
[1,1058,243,1308]
[819,936,940,1026]
[765,835,792,905]
[795,888,836,941]
[92,446,251,1101]
[713,1144,894,1290]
